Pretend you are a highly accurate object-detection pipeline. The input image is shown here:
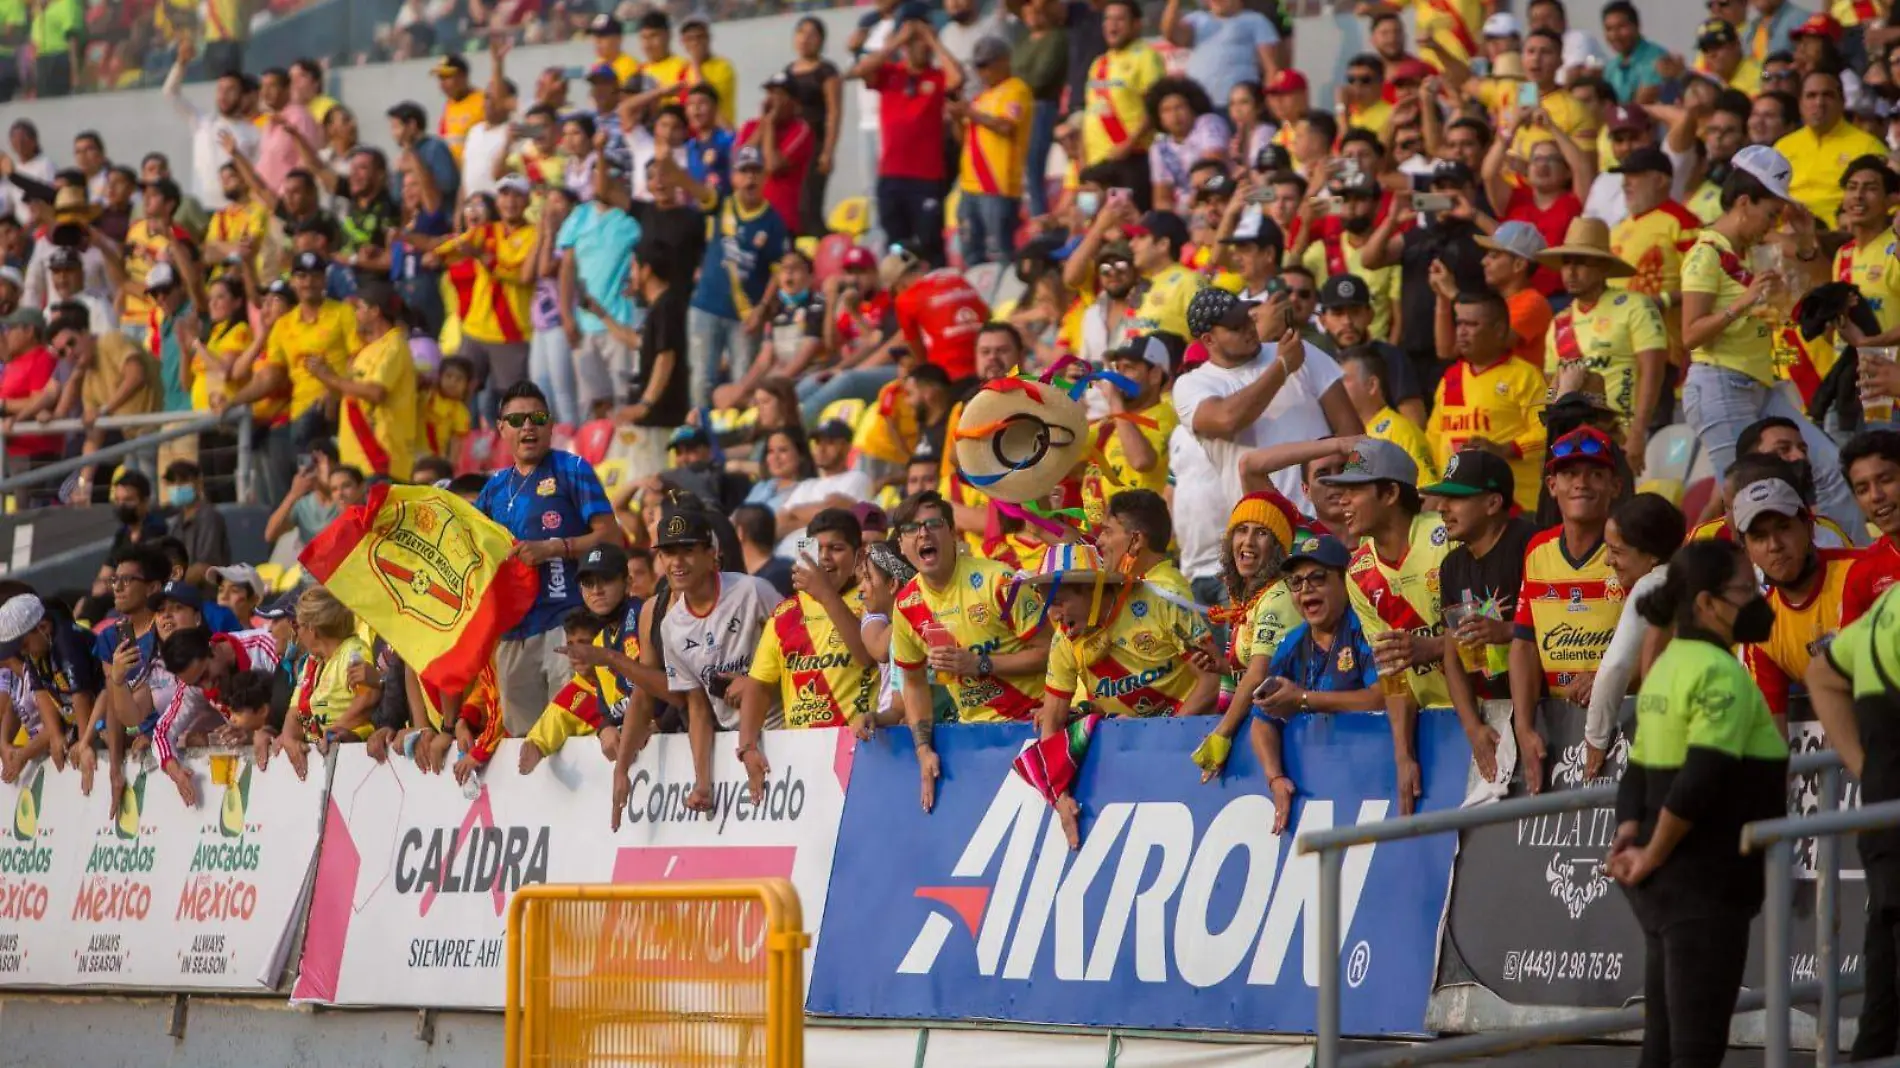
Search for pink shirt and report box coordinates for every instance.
[255,105,321,195]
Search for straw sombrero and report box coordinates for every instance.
[52,186,99,226]
[1532,217,1635,278]
[953,376,1092,504]
[1490,52,1527,81]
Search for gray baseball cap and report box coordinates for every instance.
[1318,438,1419,487]
[1475,220,1547,262]
[1733,477,1807,534]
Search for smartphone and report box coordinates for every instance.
[795,535,815,560]
[922,620,956,652]
[1324,197,1347,216]
[1107,186,1134,206]
[295,452,314,473]
[1264,276,1289,298]
[1412,192,1456,214]
[1245,186,1277,205]
[1516,81,1540,110]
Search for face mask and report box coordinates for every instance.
[114,505,141,525]
[782,288,811,307]
[167,485,197,508]
[1342,214,1374,235]
[1076,190,1102,218]
[1731,595,1776,645]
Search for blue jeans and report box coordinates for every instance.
[958,193,1020,267]
[1025,100,1059,218]
[796,365,900,424]
[1682,362,1864,543]
[529,328,579,427]
[876,176,946,267]
[687,307,760,412]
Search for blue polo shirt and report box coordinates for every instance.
[690,197,788,322]
[556,200,642,335]
[686,127,735,202]
[1259,611,1379,713]
[475,450,613,639]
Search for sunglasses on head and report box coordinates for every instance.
[500,411,552,429]
[1550,434,1608,462]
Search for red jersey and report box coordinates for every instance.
[870,64,949,183]
[896,270,990,381]
[737,116,816,235]
[0,346,59,457]
[1504,186,1583,298]
[1844,537,1900,624]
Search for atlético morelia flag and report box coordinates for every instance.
[299,483,538,693]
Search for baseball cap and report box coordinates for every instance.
[1482,11,1521,37]
[878,247,924,289]
[208,564,267,600]
[0,266,22,290]
[851,501,890,537]
[577,542,631,579]
[1123,210,1188,250]
[291,251,328,274]
[0,594,42,662]
[812,418,854,441]
[0,307,42,332]
[1319,273,1372,310]
[1420,449,1516,502]
[1611,146,1675,178]
[1474,219,1548,261]
[254,589,302,621]
[1095,239,1135,264]
[654,506,715,548]
[680,13,710,32]
[587,13,622,35]
[264,278,294,300]
[1388,58,1433,85]
[841,245,877,272]
[1607,103,1653,134]
[1547,426,1617,470]
[1223,209,1285,249]
[1105,334,1173,373]
[1790,12,1843,41]
[972,35,1011,67]
[1430,159,1475,187]
[734,145,765,171]
[1733,477,1808,533]
[1283,534,1352,572]
[497,174,532,195]
[46,247,81,272]
[1732,144,1795,202]
[432,54,469,77]
[668,425,712,451]
[1319,439,1419,487]
[1331,169,1379,199]
[1264,68,1308,94]
[1697,18,1739,50]
[586,63,620,83]
[1186,287,1257,337]
[385,101,427,126]
[761,71,792,92]
[1195,172,1236,201]
[152,580,205,613]
[1253,144,1292,173]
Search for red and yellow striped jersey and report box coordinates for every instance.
[1512,526,1622,688]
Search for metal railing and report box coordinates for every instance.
[1298,748,1849,1068]
[0,409,254,505]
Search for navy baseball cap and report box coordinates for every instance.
[1284,534,1351,572]
[152,580,204,613]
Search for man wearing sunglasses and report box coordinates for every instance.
[474,381,621,734]
[1076,241,1141,371]
[1510,425,1622,795]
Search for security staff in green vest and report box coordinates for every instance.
[0,0,26,102]
[1809,583,1900,1061]
[28,0,82,98]
[1606,539,1790,1068]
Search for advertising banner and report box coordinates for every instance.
[1441,699,1863,1008]
[807,712,1471,1036]
[0,753,326,990]
[292,731,852,1008]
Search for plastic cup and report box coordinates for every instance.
[1443,602,1486,674]
[1379,669,1410,697]
[1865,348,1896,425]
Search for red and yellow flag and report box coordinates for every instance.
[299,483,538,693]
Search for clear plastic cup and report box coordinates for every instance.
[1865,347,1896,425]
[1443,601,1486,674]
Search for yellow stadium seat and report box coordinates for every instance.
[1636,479,1683,506]
[828,197,871,238]
[593,458,629,491]
[817,398,867,429]
[794,236,820,259]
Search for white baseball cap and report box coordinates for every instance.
[1733,478,1807,534]
[209,564,268,600]
[1482,12,1521,37]
[1731,144,1794,203]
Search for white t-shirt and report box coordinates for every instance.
[1171,340,1344,514]
[857,16,897,132]
[660,573,784,730]
[773,471,876,558]
[1168,424,1228,582]
[625,126,689,202]
[460,121,514,199]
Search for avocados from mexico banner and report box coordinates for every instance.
[0,753,328,990]
[291,730,853,1009]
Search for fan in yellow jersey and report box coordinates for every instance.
[1081,337,1178,525]
[1295,171,1400,342]
[1428,290,1549,512]
[1509,428,1624,793]
[889,492,1051,811]
[1322,440,1451,814]
[434,177,538,391]
[1338,347,1438,483]
[520,544,646,774]
[1694,19,1762,94]
[216,254,360,434]
[1036,541,1216,721]
[1829,156,1900,346]
[1536,218,1669,462]
[1506,32,1596,156]
[1606,148,1700,363]
[1122,208,1208,340]
[743,509,881,737]
[432,55,487,165]
[310,279,417,482]
[1081,0,1165,169]
[1730,478,1855,717]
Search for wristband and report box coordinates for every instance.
[403,729,421,759]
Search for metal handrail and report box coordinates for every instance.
[1744,795,1900,1068]
[1299,748,1847,1068]
[0,409,255,503]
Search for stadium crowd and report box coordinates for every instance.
[0,0,1898,1061]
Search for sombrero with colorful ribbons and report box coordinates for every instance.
[953,357,1150,508]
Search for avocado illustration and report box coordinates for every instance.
[219,763,251,838]
[114,773,146,840]
[11,766,41,842]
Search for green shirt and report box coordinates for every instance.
[0,0,27,58]
[1011,28,1069,101]
[1826,584,1900,700]
[1631,636,1788,770]
[28,0,80,57]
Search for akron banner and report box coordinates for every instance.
[291,731,853,1008]
[0,753,327,990]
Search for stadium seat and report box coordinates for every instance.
[963,262,1004,304]
[573,419,615,466]
[550,422,577,455]
[828,197,870,237]
[1679,476,1717,527]
[812,233,857,284]
[456,428,501,475]
[816,398,867,430]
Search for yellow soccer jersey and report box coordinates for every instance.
[1046,582,1210,718]
[1127,263,1207,340]
[1742,550,1854,718]
[1543,290,1668,424]
[1232,578,1298,670]
[750,588,878,728]
[1682,230,1777,385]
[1610,201,1700,306]
[891,554,1046,722]
[1081,397,1177,527]
[1082,43,1165,166]
[1368,406,1440,484]
[1835,235,1900,340]
[1428,357,1549,512]
[1345,512,1453,708]
[1513,526,1622,688]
